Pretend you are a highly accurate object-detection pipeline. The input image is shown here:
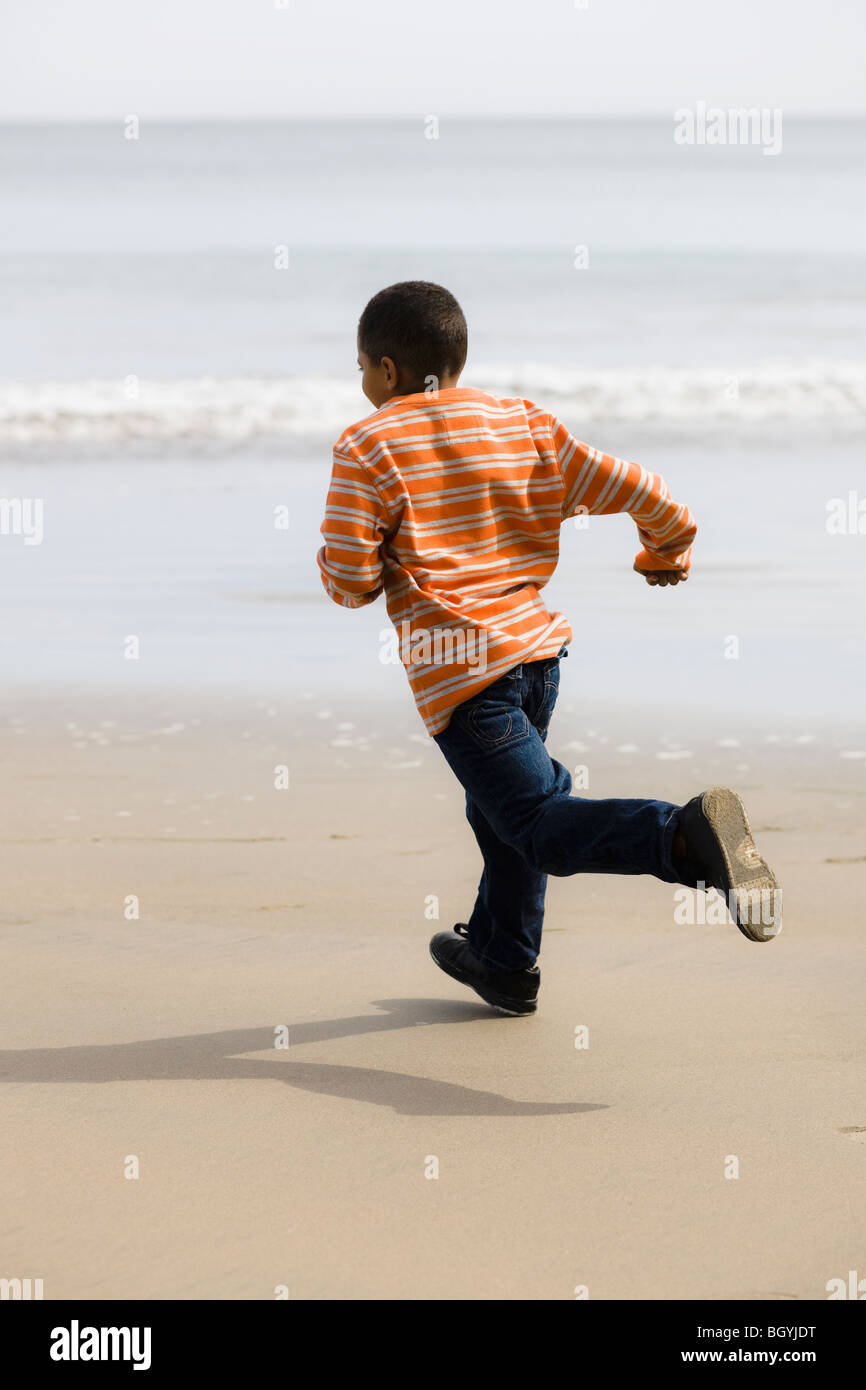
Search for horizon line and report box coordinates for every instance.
[2,110,866,125]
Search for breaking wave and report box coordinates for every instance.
[2,361,864,443]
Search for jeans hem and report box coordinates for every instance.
[472,941,537,974]
[659,804,683,883]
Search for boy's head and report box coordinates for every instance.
[357,281,467,407]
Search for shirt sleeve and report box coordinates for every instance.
[549,415,697,572]
[317,447,389,607]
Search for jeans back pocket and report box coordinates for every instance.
[462,701,531,749]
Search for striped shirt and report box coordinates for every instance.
[317,387,696,736]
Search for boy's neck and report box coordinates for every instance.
[387,373,462,402]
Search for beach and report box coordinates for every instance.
[1,687,864,1299]
[2,116,864,1301]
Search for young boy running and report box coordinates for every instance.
[317,281,781,1015]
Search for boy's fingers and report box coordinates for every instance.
[642,569,689,586]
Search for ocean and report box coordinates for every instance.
[2,119,865,734]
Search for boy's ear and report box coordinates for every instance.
[381,356,398,388]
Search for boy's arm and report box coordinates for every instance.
[317,448,389,607]
[549,416,697,575]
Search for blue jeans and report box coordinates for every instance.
[432,646,683,971]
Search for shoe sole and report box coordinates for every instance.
[701,787,782,942]
[429,940,538,1015]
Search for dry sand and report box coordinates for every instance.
[1,689,864,1300]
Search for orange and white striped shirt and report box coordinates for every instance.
[317,387,696,736]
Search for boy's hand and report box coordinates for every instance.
[634,563,689,587]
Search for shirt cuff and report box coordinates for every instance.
[633,547,691,573]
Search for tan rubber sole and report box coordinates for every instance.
[701,787,782,942]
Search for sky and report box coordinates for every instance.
[2,0,865,120]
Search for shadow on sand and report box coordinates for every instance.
[0,997,607,1117]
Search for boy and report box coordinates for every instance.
[317,281,781,1016]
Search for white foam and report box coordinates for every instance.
[1,360,864,443]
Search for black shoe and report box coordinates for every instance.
[676,786,782,942]
[429,924,540,1015]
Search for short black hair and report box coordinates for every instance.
[358,281,467,383]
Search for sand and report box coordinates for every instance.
[1,688,864,1300]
